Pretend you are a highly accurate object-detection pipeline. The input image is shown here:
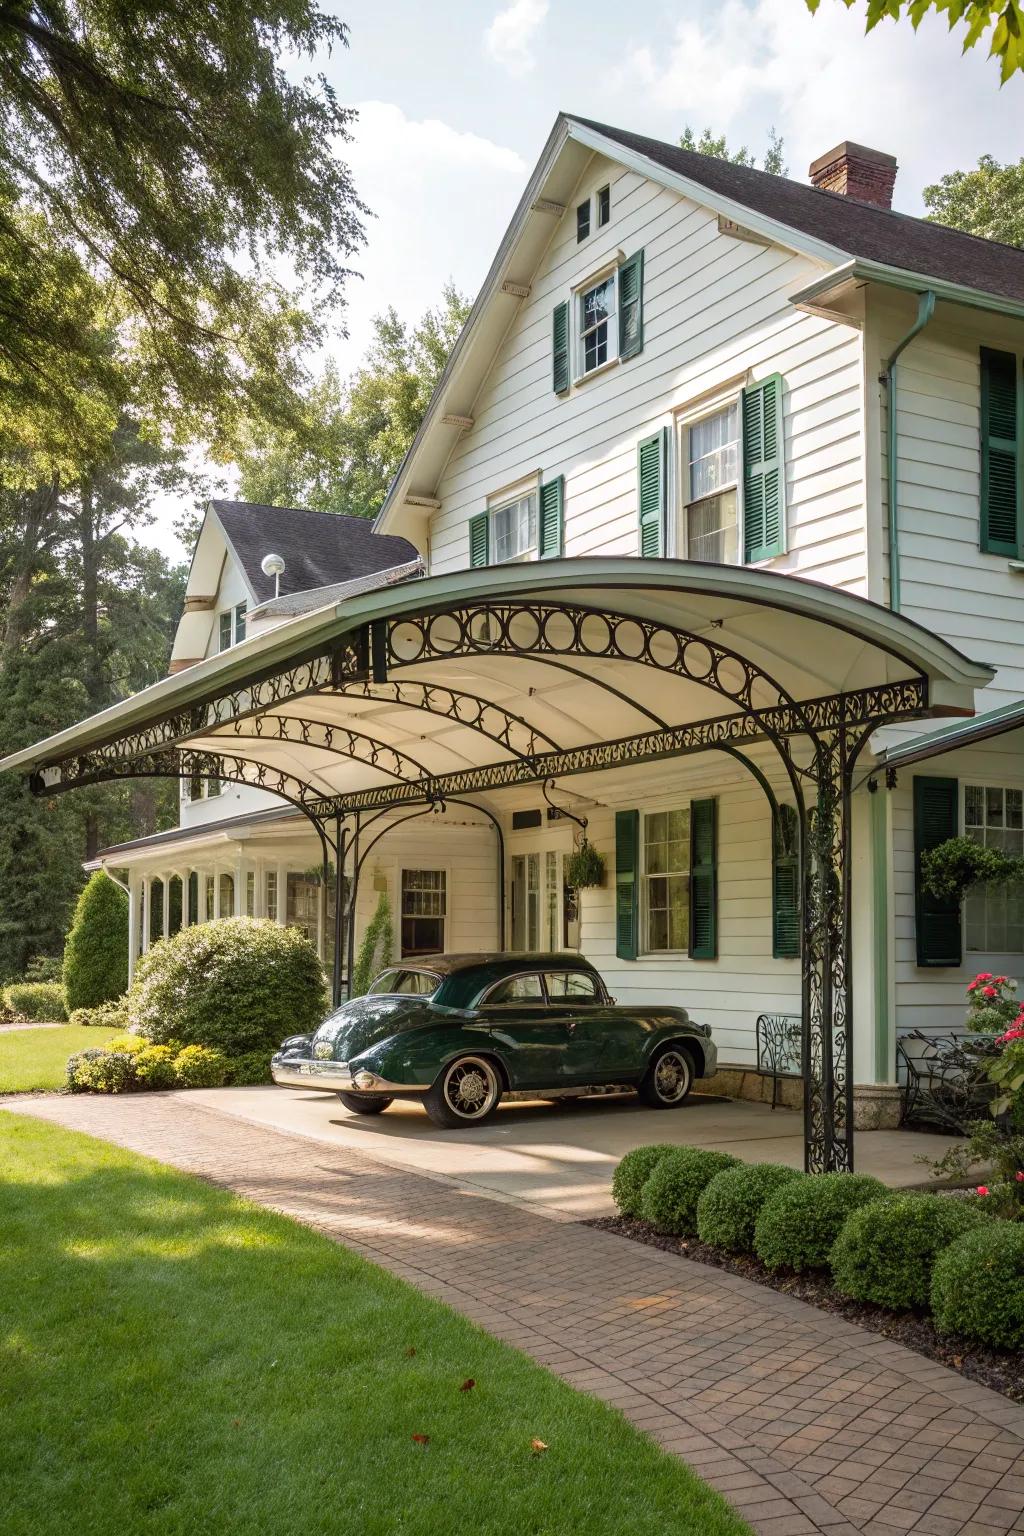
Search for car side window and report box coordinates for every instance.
[484,973,544,1004]
[544,970,600,1001]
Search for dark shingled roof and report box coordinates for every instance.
[211,501,420,604]
[572,118,1024,305]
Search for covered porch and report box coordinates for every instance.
[2,558,991,1172]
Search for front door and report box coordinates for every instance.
[510,848,578,952]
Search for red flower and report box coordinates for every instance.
[983,986,998,998]
[1016,1171,1024,1183]
[977,972,994,982]
[977,1186,990,1196]
[999,1027,1024,1042]
[967,981,979,992]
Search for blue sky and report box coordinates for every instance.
[150,0,1023,556]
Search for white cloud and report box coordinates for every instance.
[614,0,1023,213]
[484,0,550,77]
[334,102,528,368]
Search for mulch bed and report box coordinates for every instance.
[588,1215,1024,1406]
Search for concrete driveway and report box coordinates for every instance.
[188,1085,960,1218]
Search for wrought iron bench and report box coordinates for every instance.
[895,1029,1000,1134]
[756,1013,802,1109]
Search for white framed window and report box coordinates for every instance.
[489,488,538,565]
[676,400,741,564]
[265,870,278,923]
[964,784,1024,953]
[576,270,617,379]
[218,601,247,652]
[401,869,447,957]
[641,808,690,953]
[597,185,610,227]
[576,198,590,242]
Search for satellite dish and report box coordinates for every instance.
[260,551,286,597]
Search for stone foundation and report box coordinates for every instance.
[704,1068,903,1129]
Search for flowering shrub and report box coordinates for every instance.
[988,1021,1024,1123]
[66,1048,138,1094]
[965,972,1019,1034]
[133,1044,179,1089]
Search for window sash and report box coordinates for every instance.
[577,274,617,377]
[641,808,690,953]
[490,493,537,564]
[676,402,742,565]
[964,784,1024,953]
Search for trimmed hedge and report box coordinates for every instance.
[62,871,129,1011]
[4,981,67,1022]
[611,1144,676,1219]
[831,1194,991,1311]
[173,1045,229,1088]
[931,1222,1024,1350]
[754,1173,888,1273]
[697,1162,805,1254]
[128,917,326,1054]
[641,1148,740,1236]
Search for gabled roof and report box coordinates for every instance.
[576,119,1024,305]
[375,113,1024,542]
[212,500,419,603]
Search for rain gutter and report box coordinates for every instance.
[881,290,935,613]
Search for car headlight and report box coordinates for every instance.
[353,1070,378,1090]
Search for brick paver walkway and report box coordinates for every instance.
[8,1092,1024,1536]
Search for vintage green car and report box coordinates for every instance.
[270,952,717,1128]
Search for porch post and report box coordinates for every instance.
[801,728,854,1174]
[161,875,171,941]
[346,815,360,999]
[332,817,346,1008]
[181,869,190,929]
[141,876,151,954]
[127,874,139,983]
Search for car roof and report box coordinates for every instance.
[399,952,596,977]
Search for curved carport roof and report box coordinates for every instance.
[2,559,992,815]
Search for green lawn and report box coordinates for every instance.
[0,1112,749,1536]
[0,1024,101,1092]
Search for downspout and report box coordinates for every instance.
[881,290,935,612]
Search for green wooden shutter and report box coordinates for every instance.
[980,347,1019,557]
[637,429,666,558]
[469,511,489,568]
[552,301,570,394]
[690,798,718,960]
[913,776,961,967]
[539,476,564,558]
[615,809,639,961]
[742,374,786,562]
[618,250,644,360]
[772,804,800,960]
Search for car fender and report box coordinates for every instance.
[641,1020,707,1076]
[353,1023,513,1090]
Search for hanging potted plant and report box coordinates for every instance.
[565,837,606,890]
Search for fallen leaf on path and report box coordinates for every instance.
[411,1434,430,1447]
[404,1347,417,1357]
[530,1438,549,1455]
[459,1378,476,1392]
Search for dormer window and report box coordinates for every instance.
[219,601,248,652]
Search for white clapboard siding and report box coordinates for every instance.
[504,756,801,1067]
[350,819,500,957]
[428,155,868,596]
[871,290,1024,705]
[890,739,1024,1034]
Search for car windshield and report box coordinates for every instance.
[367,967,441,997]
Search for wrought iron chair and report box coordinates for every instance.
[756,1013,802,1109]
[896,1030,1001,1134]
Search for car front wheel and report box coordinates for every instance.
[638,1045,694,1109]
[424,1056,502,1128]
[337,1092,393,1115]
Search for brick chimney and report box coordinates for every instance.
[809,142,897,209]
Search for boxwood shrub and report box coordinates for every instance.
[754,1172,888,1273]
[128,917,326,1054]
[931,1221,1024,1350]
[611,1144,676,1218]
[831,1193,991,1311]
[4,981,67,1022]
[641,1147,739,1236]
[697,1162,805,1254]
[62,871,128,1011]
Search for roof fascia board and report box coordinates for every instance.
[565,121,849,270]
[375,115,573,532]
[792,259,1024,324]
[877,701,1024,768]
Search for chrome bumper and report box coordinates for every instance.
[270,1057,425,1095]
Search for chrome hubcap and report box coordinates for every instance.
[654,1051,689,1103]
[444,1058,499,1119]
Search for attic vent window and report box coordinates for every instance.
[576,199,590,242]
[597,186,610,227]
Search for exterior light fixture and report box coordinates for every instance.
[260,551,286,598]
